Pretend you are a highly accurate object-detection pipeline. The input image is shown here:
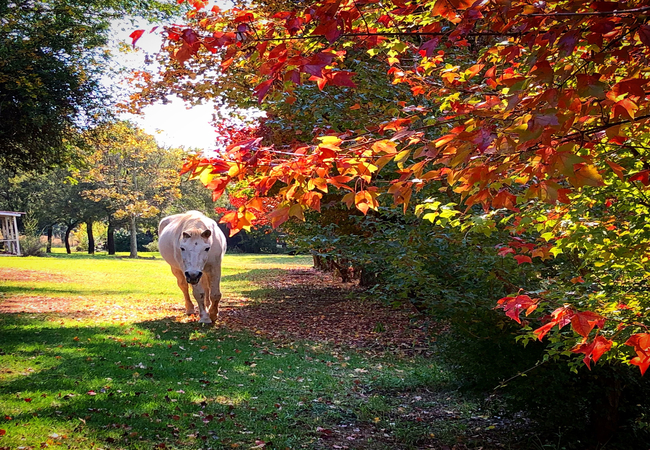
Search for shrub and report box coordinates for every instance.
[113,229,154,252]
[144,239,159,252]
[20,236,45,257]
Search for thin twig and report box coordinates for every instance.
[525,6,650,17]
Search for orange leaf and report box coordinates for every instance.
[267,206,290,228]
[606,160,626,180]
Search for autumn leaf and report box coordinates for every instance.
[496,295,538,324]
[629,170,650,186]
[267,206,291,228]
[606,160,626,180]
[626,333,650,375]
[534,307,574,340]
[567,164,603,188]
[513,255,532,265]
[571,335,613,370]
[638,24,650,47]
[570,311,605,338]
[129,29,145,47]
[255,80,274,103]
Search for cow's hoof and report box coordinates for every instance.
[198,317,212,324]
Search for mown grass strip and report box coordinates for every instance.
[0,252,456,450]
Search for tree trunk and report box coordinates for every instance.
[46,225,53,253]
[107,222,115,255]
[129,215,138,258]
[86,219,95,255]
[64,225,73,254]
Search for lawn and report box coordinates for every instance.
[0,251,517,449]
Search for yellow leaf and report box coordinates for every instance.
[289,203,304,221]
[568,164,604,187]
[317,136,342,146]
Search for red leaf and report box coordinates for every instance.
[533,321,556,341]
[129,29,145,47]
[419,38,441,57]
[626,333,650,375]
[255,79,274,103]
[492,189,518,211]
[570,311,605,338]
[497,246,515,257]
[311,18,341,42]
[630,170,650,186]
[534,307,574,340]
[571,335,613,370]
[496,295,538,324]
[606,160,626,180]
[327,71,357,88]
[513,255,532,265]
[638,25,650,48]
[24,398,32,402]
[611,78,648,98]
[0,429,5,436]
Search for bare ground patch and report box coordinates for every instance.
[222,268,431,355]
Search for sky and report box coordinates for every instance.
[109,20,221,153]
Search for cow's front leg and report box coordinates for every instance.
[171,267,194,315]
[207,269,223,322]
[208,292,222,323]
[191,283,212,324]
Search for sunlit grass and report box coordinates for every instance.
[0,251,453,449]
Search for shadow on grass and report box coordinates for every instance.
[0,314,345,449]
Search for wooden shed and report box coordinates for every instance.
[0,211,25,256]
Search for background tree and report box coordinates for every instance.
[0,0,179,173]
[80,121,182,257]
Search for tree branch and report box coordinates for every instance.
[525,6,650,17]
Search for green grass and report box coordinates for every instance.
[0,251,475,449]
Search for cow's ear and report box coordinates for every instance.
[201,229,212,239]
[182,232,191,239]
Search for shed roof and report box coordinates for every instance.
[0,211,25,217]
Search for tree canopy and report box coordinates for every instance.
[133,0,650,375]
[0,0,177,173]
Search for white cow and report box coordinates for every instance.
[158,211,227,324]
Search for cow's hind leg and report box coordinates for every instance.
[171,267,194,315]
[191,282,212,324]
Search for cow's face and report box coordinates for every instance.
[180,229,212,285]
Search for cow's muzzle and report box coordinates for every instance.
[185,271,203,285]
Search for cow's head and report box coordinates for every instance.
[179,228,212,285]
